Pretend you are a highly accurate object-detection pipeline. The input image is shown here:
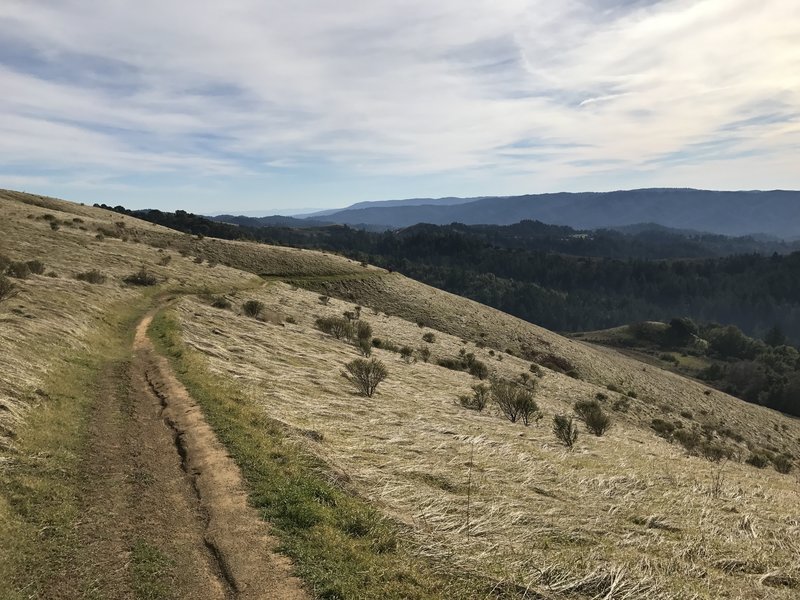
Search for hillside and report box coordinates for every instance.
[307,189,800,238]
[1,190,799,599]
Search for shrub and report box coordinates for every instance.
[399,346,414,363]
[319,295,330,305]
[26,260,45,275]
[745,451,770,469]
[343,358,388,397]
[316,316,354,340]
[76,269,107,284]
[357,337,372,357]
[651,418,676,438]
[673,428,701,453]
[679,410,693,420]
[417,346,431,363]
[0,254,10,272]
[211,296,232,309]
[574,399,612,436]
[468,359,489,380]
[607,383,623,393]
[0,275,17,303]
[492,379,539,425]
[242,300,265,318]
[158,255,172,266]
[459,384,489,412]
[627,390,638,398]
[123,268,157,286]
[49,219,60,231]
[355,320,372,341]
[7,262,31,279]
[535,353,575,374]
[285,315,297,324]
[553,415,578,448]
[773,454,793,474]
[422,332,435,343]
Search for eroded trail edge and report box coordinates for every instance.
[135,313,308,600]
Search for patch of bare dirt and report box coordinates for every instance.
[47,313,307,600]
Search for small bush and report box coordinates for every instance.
[26,260,45,275]
[357,338,372,357]
[674,428,701,453]
[651,418,676,438]
[0,254,10,272]
[745,451,770,469]
[285,315,297,324]
[535,353,575,374]
[0,275,17,303]
[553,415,578,448]
[211,296,232,309]
[316,316,354,340]
[468,359,489,380]
[7,262,31,279]
[356,321,372,341]
[574,399,612,436]
[417,346,431,363]
[242,300,265,318]
[437,357,462,370]
[76,269,107,284]
[49,220,60,231]
[372,338,400,352]
[422,332,435,343]
[595,392,608,401]
[343,358,388,397]
[492,379,539,425]
[627,390,638,398]
[123,268,157,286]
[607,383,622,393]
[319,295,330,305]
[158,255,173,266]
[773,454,793,474]
[459,384,489,412]
[399,346,414,363]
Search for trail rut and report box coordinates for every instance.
[51,311,308,599]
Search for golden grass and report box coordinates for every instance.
[173,282,800,599]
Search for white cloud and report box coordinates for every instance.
[0,0,798,204]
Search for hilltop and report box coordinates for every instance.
[1,189,799,599]
[293,188,800,238]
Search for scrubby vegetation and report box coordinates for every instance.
[76,269,107,284]
[491,379,539,425]
[458,383,489,412]
[0,275,17,302]
[437,349,489,380]
[242,299,265,318]
[552,415,578,448]
[123,267,158,286]
[343,358,388,397]
[573,399,612,436]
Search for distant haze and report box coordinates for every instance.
[290,189,800,239]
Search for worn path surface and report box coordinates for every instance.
[49,311,307,600]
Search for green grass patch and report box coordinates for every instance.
[148,308,503,600]
[0,295,152,600]
[131,539,176,600]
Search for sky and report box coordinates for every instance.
[0,0,798,214]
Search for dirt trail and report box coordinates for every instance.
[52,312,307,599]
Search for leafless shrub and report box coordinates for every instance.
[0,275,18,303]
[459,384,490,412]
[492,379,540,425]
[242,299,265,318]
[343,358,388,397]
[76,269,107,284]
[553,415,579,448]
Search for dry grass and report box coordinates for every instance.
[173,282,800,599]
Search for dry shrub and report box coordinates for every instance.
[242,299,265,318]
[422,332,435,343]
[123,267,158,286]
[7,262,31,279]
[343,358,388,397]
[316,316,354,340]
[211,296,232,309]
[492,379,539,425]
[356,320,372,341]
[26,260,45,275]
[459,383,489,412]
[417,346,431,363]
[553,415,579,448]
[76,270,107,284]
[0,275,17,303]
[573,399,612,436]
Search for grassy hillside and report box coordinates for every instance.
[2,190,799,599]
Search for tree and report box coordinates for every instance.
[764,324,788,347]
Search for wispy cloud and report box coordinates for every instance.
[0,0,798,210]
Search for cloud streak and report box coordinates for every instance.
[0,0,798,209]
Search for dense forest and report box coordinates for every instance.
[97,203,800,416]
[98,204,800,345]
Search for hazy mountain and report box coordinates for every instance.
[297,196,483,218]
[306,188,800,238]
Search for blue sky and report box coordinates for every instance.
[1,0,798,214]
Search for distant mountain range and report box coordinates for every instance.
[272,189,800,239]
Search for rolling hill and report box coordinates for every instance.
[1,189,799,599]
[304,188,800,238]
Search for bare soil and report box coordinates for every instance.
[47,313,307,600]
